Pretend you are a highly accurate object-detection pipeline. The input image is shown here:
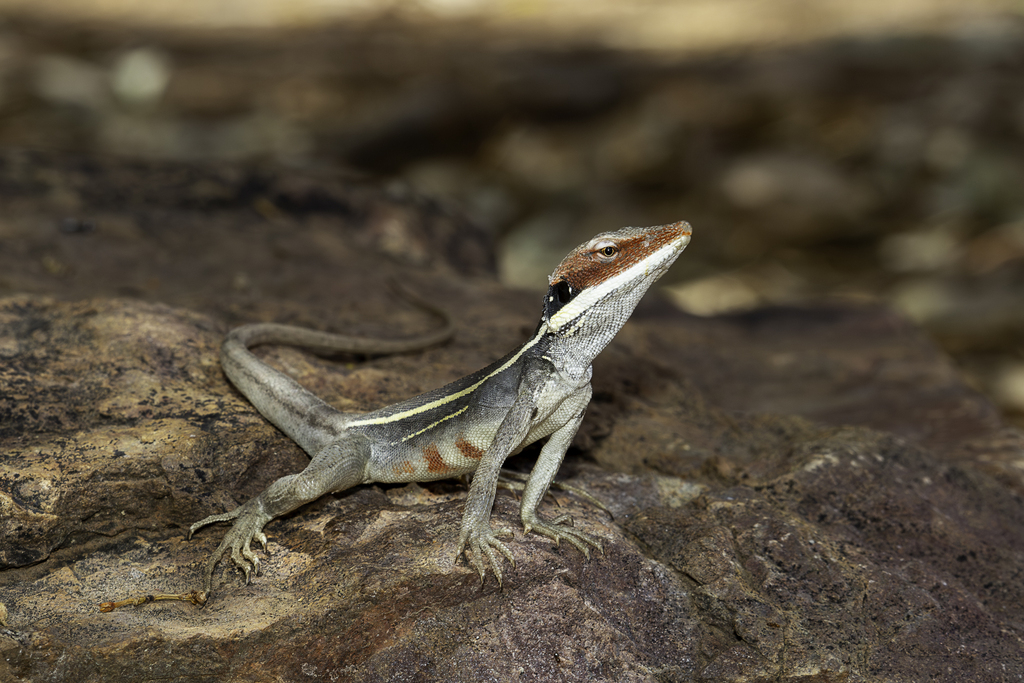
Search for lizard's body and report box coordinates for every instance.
[191,221,691,593]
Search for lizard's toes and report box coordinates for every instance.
[233,542,262,582]
[458,526,515,586]
[523,514,602,559]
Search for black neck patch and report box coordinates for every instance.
[543,279,577,320]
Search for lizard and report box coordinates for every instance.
[189,221,692,595]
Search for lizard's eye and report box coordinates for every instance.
[594,242,619,261]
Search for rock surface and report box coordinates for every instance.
[1,153,1023,682]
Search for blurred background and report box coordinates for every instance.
[0,0,1021,427]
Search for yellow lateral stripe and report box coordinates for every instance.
[349,331,545,427]
[397,405,468,443]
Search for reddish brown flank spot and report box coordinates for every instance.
[455,437,484,460]
[423,443,448,473]
[393,460,416,476]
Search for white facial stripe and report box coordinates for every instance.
[349,331,545,427]
[548,237,685,331]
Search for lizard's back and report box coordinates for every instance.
[352,332,552,483]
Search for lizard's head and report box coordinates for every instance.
[541,221,691,337]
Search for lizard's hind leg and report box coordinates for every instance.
[189,437,370,595]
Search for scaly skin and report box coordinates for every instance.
[189,221,692,595]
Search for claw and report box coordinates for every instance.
[456,525,514,586]
[482,545,504,586]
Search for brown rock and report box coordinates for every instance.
[1,152,1023,682]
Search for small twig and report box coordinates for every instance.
[98,590,208,613]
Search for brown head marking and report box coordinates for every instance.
[550,225,684,293]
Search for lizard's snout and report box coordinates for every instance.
[663,220,692,251]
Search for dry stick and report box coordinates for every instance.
[99,590,208,612]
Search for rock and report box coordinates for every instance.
[1,152,1023,682]
[31,54,110,110]
[718,152,876,243]
[110,47,173,108]
[0,149,496,312]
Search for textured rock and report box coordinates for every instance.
[1,153,1023,682]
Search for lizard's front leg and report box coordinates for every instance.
[455,386,537,585]
[189,437,369,594]
[519,399,603,558]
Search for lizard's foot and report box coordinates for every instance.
[455,523,515,586]
[522,511,603,559]
[188,500,273,594]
